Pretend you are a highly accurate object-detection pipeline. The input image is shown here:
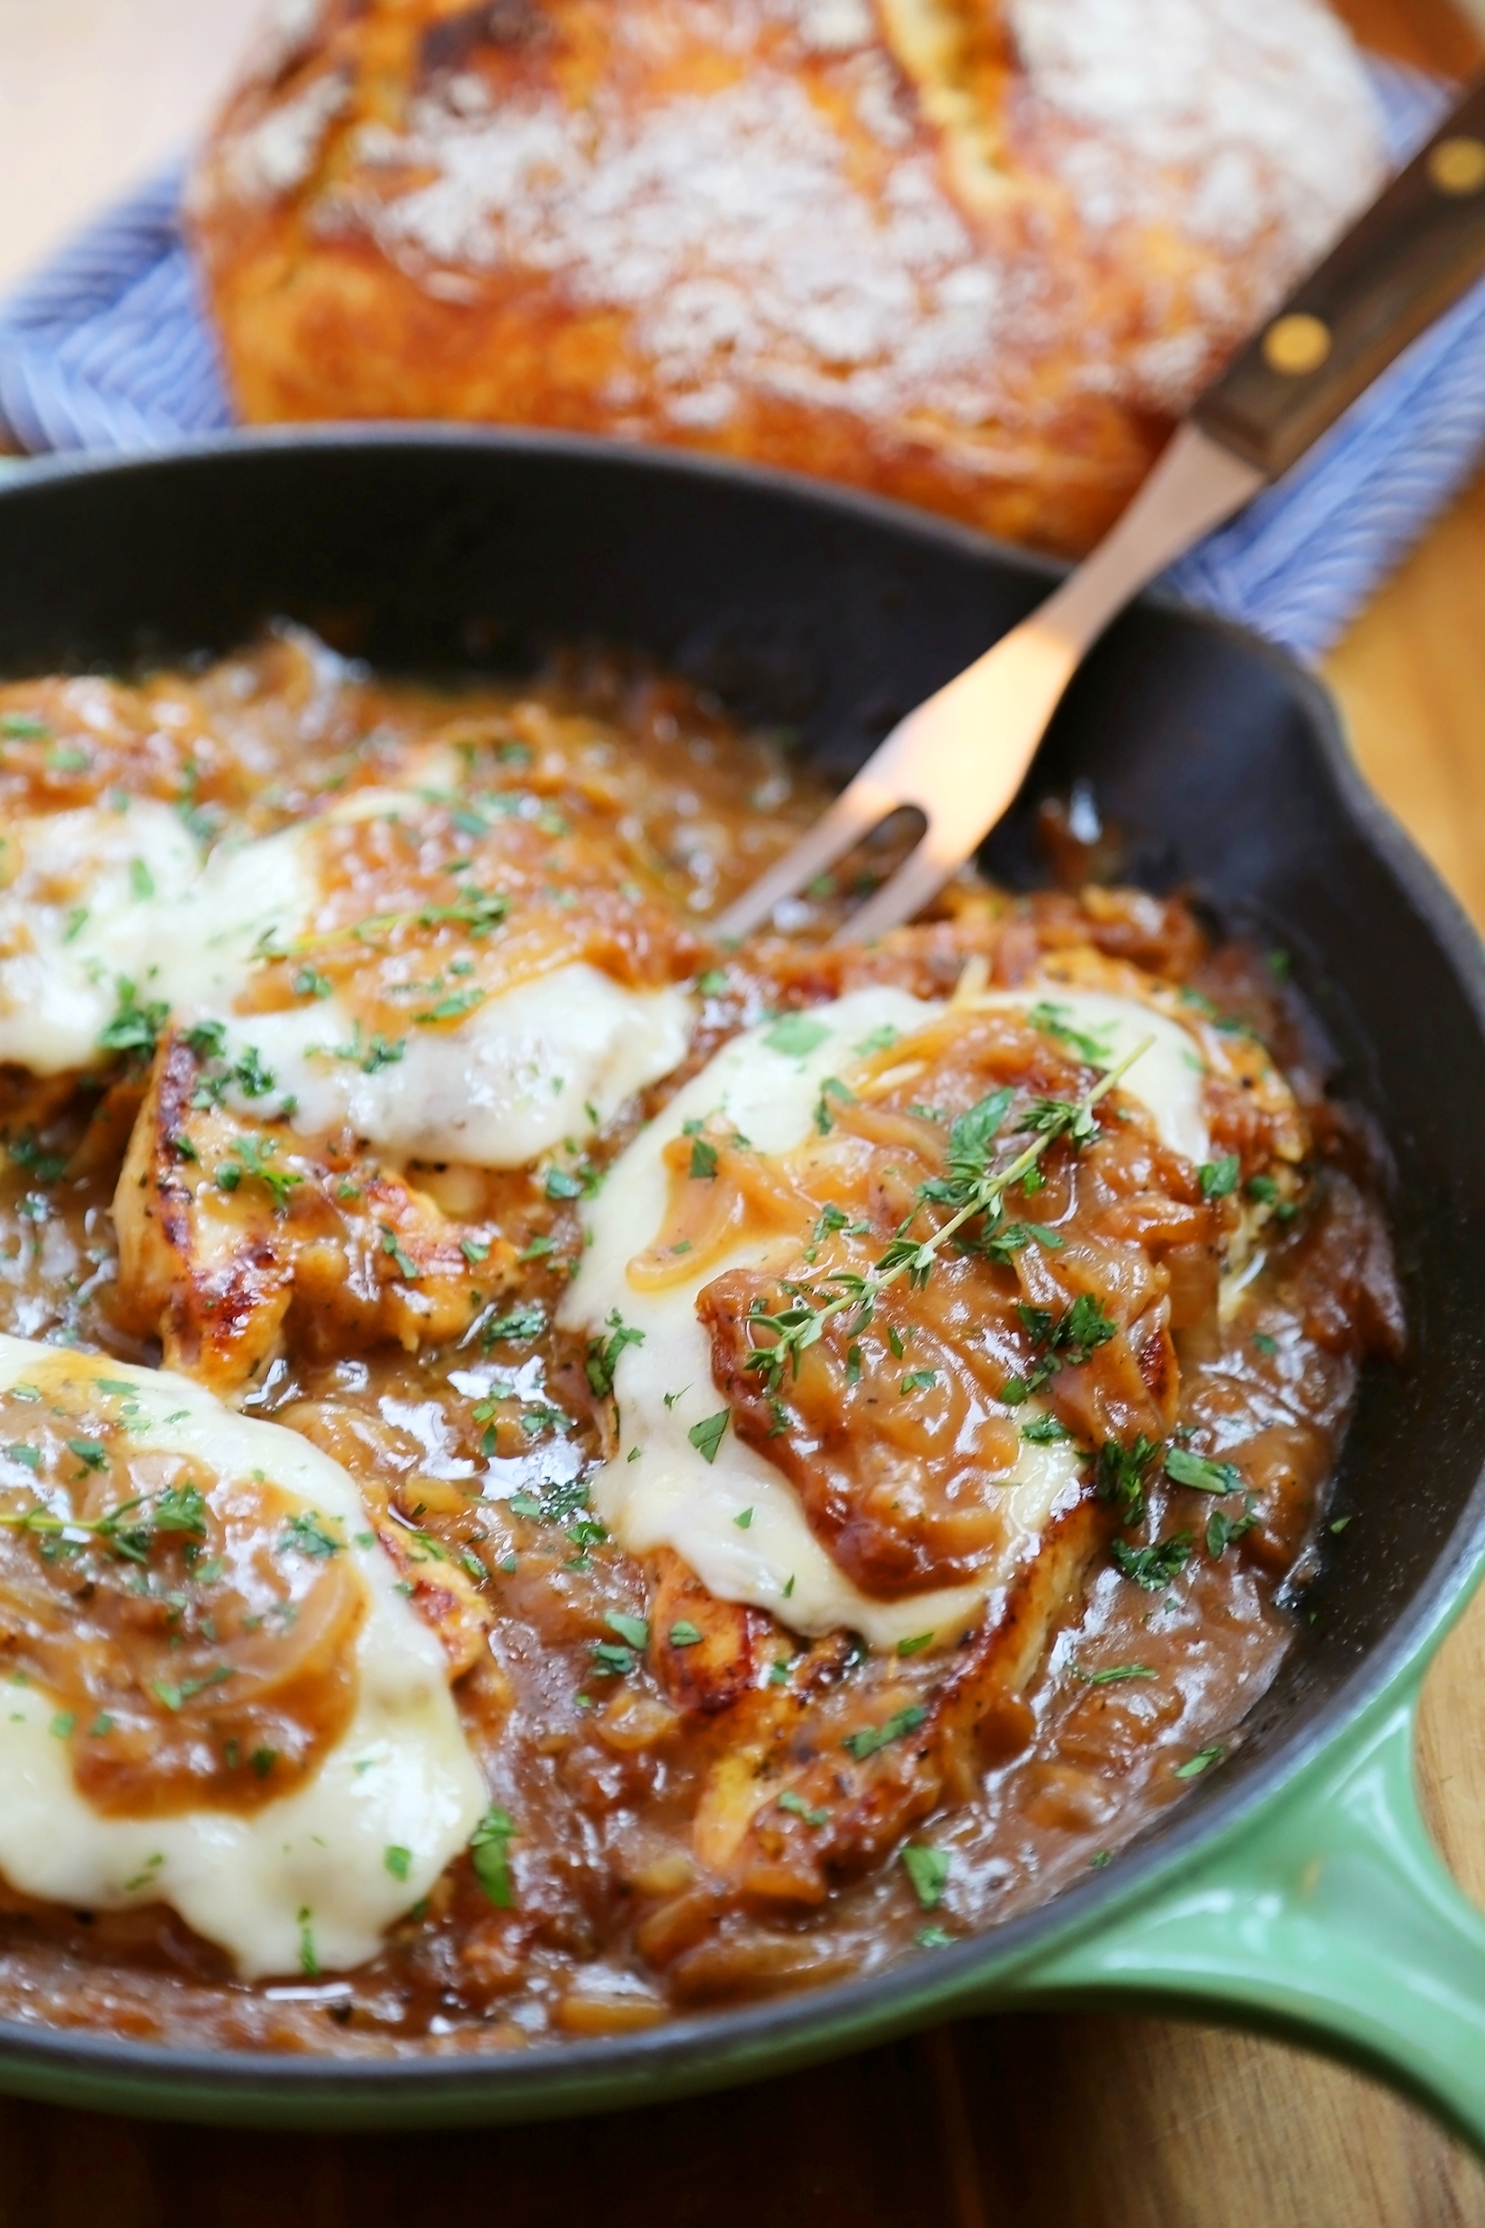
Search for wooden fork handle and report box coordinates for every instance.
[1194,73,1485,479]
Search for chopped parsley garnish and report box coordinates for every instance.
[1072,1662,1156,1686]
[280,1510,344,1559]
[6,1133,67,1183]
[384,1845,413,1883]
[1207,1496,1260,1559]
[585,1309,645,1398]
[668,1621,703,1648]
[232,1044,277,1099]
[1165,1446,1241,1496]
[842,1705,928,1761]
[689,1137,719,1181]
[314,1024,405,1074]
[216,1133,303,1209]
[901,1845,951,1908]
[152,1665,233,1712]
[481,1305,545,1344]
[1198,1154,1240,1200]
[469,1804,518,1907]
[298,1908,319,1979]
[1111,1533,1192,1590]
[415,986,487,1025]
[378,1224,420,1280]
[778,1790,829,1827]
[1094,1435,1161,1527]
[287,889,509,958]
[605,1611,650,1650]
[97,978,169,1060]
[763,1013,830,1057]
[590,1640,637,1677]
[688,1409,730,1464]
[1172,1744,1225,1780]
[813,1076,856,1134]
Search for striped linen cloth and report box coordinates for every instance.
[0,63,1479,664]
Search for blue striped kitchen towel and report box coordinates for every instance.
[0,62,1479,664]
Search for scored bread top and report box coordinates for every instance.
[187,0,1383,557]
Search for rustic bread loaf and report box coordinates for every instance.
[188,0,1384,557]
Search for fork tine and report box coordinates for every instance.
[712,772,900,941]
[829,819,960,948]
[714,425,1263,953]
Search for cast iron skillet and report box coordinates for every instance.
[0,431,1484,2143]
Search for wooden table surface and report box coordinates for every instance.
[2,3,1485,2221]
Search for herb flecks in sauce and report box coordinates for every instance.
[0,637,1402,2056]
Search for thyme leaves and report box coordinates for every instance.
[743,1041,1151,1397]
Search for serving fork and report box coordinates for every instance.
[716,74,1485,947]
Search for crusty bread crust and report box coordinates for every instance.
[188,0,1383,557]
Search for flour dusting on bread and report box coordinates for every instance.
[190,0,1383,555]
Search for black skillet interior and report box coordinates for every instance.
[1,429,1484,2114]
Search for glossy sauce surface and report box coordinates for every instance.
[0,634,1399,2053]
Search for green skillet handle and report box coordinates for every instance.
[1014,1681,1485,2152]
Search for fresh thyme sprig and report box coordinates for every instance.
[745,1037,1153,1393]
[259,889,509,962]
[0,1482,207,1565]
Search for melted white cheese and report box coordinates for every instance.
[144,810,695,1166]
[0,1337,486,1980]
[0,801,202,1073]
[973,988,1209,1164]
[0,796,693,1165]
[563,987,1094,1651]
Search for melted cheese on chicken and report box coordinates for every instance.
[973,988,1209,1164]
[149,797,696,1164]
[565,982,1208,1651]
[0,801,202,1073]
[0,1337,485,1979]
[1,790,693,1165]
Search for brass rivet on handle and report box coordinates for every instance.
[1262,313,1332,377]
[1429,136,1485,196]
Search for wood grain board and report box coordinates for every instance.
[0,2,1484,2221]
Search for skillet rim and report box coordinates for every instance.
[0,427,1482,2118]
